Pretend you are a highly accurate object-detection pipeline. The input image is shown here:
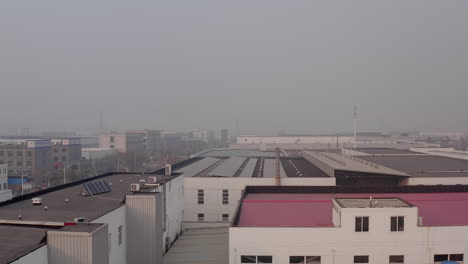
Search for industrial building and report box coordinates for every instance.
[169,149,334,228]
[163,147,468,229]
[230,185,468,264]
[0,170,183,264]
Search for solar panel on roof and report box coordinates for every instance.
[82,180,112,196]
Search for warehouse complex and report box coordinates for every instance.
[2,146,468,263]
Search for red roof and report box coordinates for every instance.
[238,192,468,227]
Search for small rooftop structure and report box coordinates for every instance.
[334,197,412,208]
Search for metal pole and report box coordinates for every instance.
[21,173,24,196]
[63,166,66,184]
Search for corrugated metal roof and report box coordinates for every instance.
[208,157,246,177]
[239,158,258,178]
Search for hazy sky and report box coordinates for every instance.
[1,1,467,135]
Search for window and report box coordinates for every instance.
[17,151,22,156]
[290,256,321,264]
[62,148,67,152]
[118,225,123,245]
[222,214,229,222]
[26,151,32,157]
[198,189,204,204]
[391,216,404,232]
[54,148,58,153]
[26,161,32,166]
[7,151,13,157]
[434,254,464,262]
[17,161,22,166]
[62,156,67,161]
[354,256,369,263]
[241,256,273,263]
[110,136,115,143]
[0,151,3,156]
[355,217,369,232]
[222,189,229,204]
[197,213,204,221]
[389,255,404,263]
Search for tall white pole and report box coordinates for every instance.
[353,106,357,150]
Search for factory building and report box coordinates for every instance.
[167,149,335,228]
[0,171,183,264]
[165,148,468,229]
[230,185,468,264]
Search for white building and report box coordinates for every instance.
[230,185,468,264]
[169,150,335,229]
[0,164,12,202]
[0,171,183,264]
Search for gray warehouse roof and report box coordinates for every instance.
[359,155,468,178]
[0,173,176,223]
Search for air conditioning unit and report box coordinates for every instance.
[130,183,140,192]
[32,198,43,205]
[74,217,86,223]
[148,176,158,184]
[165,164,172,176]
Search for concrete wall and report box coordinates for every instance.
[92,205,126,264]
[184,177,335,228]
[229,206,468,264]
[404,177,468,185]
[11,245,48,264]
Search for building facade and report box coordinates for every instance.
[230,186,468,264]
[0,140,53,186]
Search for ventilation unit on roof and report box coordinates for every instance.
[74,217,86,223]
[32,198,43,205]
[148,176,158,184]
[165,164,172,176]
[130,183,140,192]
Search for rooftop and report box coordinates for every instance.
[359,155,468,177]
[353,148,419,155]
[303,151,409,177]
[335,197,412,208]
[0,172,177,223]
[234,186,468,228]
[198,148,284,158]
[175,156,330,178]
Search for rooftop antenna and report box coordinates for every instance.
[353,105,357,151]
